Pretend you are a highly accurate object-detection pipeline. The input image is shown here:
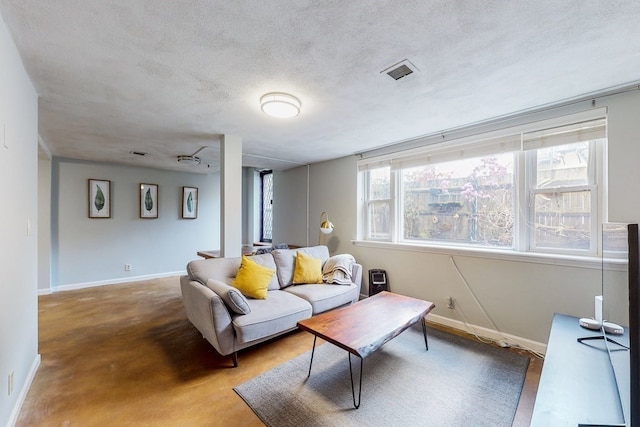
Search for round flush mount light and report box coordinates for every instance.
[177,155,201,165]
[260,92,301,118]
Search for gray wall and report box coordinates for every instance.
[275,90,640,346]
[242,167,261,245]
[0,14,39,425]
[51,158,220,288]
[273,166,310,247]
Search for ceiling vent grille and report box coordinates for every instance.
[387,64,413,80]
[380,59,419,81]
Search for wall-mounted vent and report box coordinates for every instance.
[380,59,419,81]
[129,150,148,156]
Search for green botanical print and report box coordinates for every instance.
[145,188,153,212]
[187,192,193,213]
[94,185,105,211]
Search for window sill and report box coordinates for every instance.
[351,240,627,271]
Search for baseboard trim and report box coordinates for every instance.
[427,313,547,355]
[7,354,41,427]
[39,271,185,295]
[357,293,546,354]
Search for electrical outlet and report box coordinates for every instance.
[8,371,13,396]
[447,297,455,309]
[124,264,132,271]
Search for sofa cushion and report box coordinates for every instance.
[272,245,330,288]
[186,253,280,291]
[283,283,359,314]
[187,257,241,285]
[292,251,323,284]
[248,253,281,291]
[232,256,274,299]
[206,279,251,315]
[232,290,312,343]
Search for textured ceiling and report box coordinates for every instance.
[2,1,640,173]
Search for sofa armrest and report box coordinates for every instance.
[352,263,363,292]
[179,276,236,356]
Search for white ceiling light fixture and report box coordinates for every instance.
[260,92,301,118]
[177,155,201,165]
[177,146,208,165]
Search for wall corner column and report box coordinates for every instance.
[220,135,242,257]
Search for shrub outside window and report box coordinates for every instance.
[402,153,514,247]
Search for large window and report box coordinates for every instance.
[359,114,607,256]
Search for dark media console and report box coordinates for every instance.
[530,313,627,426]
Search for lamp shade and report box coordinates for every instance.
[260,92,301,118]
[320,211,334,234]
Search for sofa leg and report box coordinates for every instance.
[231,352,238,368]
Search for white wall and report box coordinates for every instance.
[52,158,220,288]
[0,13,39,426]
[277,89,640,346]
[38,155,52,291]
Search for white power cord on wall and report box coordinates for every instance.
[449,255,545,359]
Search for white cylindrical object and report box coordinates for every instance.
[595,295,603,323]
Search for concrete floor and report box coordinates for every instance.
[18,276,541,426]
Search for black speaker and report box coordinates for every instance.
[368,269,388,296]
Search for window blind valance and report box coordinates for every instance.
[522,118,606,151]
[357,133,521,172]
[358,113,607,172]
[389,134,521,170]
[357,158,391,172]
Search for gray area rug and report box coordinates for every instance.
[234,325,530,427]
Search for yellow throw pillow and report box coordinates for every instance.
[292,251,323,284]
[232,256,275,299]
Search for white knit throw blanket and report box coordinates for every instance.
[322,254,355,285]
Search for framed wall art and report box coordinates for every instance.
[140,183,158,219]
[182,186,198,219]
[88,179,111,218]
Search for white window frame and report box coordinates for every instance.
[357,109,609,258]
[525,140,602,256]
[363,165,394,241]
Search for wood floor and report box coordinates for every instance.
[18,277,542,426]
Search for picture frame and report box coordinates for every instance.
[139,183,158,219]
[182,186,198,219]
[88,179,111,218]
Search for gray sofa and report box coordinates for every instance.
[180,245,362,366]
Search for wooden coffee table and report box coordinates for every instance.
[296,291,435,408]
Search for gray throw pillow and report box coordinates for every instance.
[206,278,251,315]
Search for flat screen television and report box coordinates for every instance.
[602,223,640,426]
[625,223,640,426]
[581,223,639,426]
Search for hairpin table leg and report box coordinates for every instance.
[307,336,317,377]
[421,317,429,350]
[348,353,363,409]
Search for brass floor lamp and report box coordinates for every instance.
[319,211,334,245]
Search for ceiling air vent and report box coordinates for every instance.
[387,64,413,80]
[380,59,419,81]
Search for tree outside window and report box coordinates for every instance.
[402,153,514,247]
